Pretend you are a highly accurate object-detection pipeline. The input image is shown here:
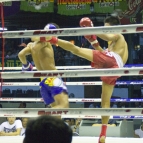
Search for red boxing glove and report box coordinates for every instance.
[40,37,58,45]
[79,17,93,27]
[84,35,99,47]
[80,17,99,47]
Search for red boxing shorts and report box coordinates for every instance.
[91,50,123,85]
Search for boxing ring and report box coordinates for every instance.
[0,2,143,142]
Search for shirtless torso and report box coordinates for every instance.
[107,34,128,65]
[21,42,56,70]
[18,41,69,108]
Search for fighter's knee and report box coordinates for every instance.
[59,100,69,108]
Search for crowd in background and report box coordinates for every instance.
[88,102,143,108]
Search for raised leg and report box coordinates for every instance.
[57,39,94,62]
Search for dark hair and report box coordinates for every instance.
[23,115,72,143]
[104,16,120,25]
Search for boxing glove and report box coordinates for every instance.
[22,61,33,71]
[79,17,93,27]
[80,17,99,47]
[84,35,99,47]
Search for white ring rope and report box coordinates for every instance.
[0,66,91,70]
[0,98,143,103]
[0,67,143,79]
[0,108,142,117]
[0,65,142,70]
[0,81,143,86]
[0,24,143,38]
[0,82,102,86]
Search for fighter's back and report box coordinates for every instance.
[108,34,128,65]
[30,41,56,71]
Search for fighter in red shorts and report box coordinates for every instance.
[33,15,128,143]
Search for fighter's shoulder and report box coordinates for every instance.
[117,34,125,41]
[113,34,124,41]
[26,42,34,48]
[116,34,124,38]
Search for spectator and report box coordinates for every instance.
[134,122,143,138]
[19,102,26,108]
[111,102,118,108]
[64,118,72,126]
[71,119,75,126]
[134,102,141,108]
[118,102,126,108]
[89,102,100,108]
[71,118,81,136]
[0,117,22,136]
[23,115,72,143]
[17,102,27,120]
[21,118,29,136]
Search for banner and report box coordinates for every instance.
[57,0,91,15]
[93,1,127,13]
[20,0,54,13]
[0,59,22,67]
[57,0,126,15]
[119,0,143,24]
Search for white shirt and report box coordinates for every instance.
[0,120,22,133]
[20,128,26,136]
[135,128,143,138]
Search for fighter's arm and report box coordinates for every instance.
[96,34,120,42]
[18,43,32,64]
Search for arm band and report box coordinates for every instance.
[40,37,46,42]
[90,40,100,47]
